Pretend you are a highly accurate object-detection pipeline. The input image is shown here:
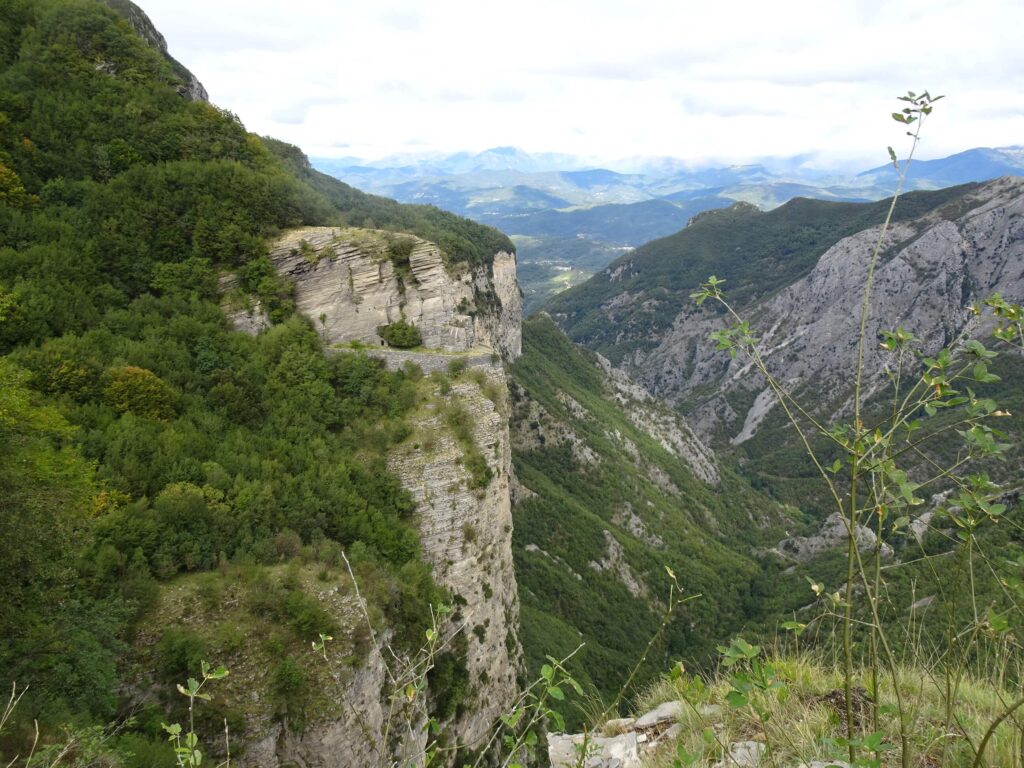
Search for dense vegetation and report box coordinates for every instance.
[546,185,977,364]
[0,0,507,752]
[510,316,789,727]
[378,318,423,349]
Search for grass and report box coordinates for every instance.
[635,653,1024,767]
[128,562,370,744]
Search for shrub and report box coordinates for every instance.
[378,319,423,348]
[428,635,470,720]
[386,234,416,267]
[272,656,305,698]
[156,629,207,682]
[104,365,177,420]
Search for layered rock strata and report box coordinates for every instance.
[222,227,521,360]
[386,355,521,747]
[223,230,523,763]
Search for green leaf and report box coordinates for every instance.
[781,620,807,636]
[540,664,554,682]
[162,722,182,736]
[501,708,523,729]
[549,709,565,731]
[987,608,1011,633]
[725,690,749,708]
[547,685,565,700]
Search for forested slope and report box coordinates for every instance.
[509,316,789,725]
[546,185,977,364]
[0,0,509,752]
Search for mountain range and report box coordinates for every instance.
[313,146,1024,311]
[4,1,1024,766]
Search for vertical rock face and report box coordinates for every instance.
[222,227,521,360]
[384,355,521,747]
[221,230,523,762]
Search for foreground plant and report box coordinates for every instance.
[162,660,231,768]
[691,91,1024,767]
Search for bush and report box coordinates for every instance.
[386,234,416,267]
[104,365,177,420]
[272,657,305,698]
[428,635,470,720]
[378,320,423,349]
[156,629,207,682]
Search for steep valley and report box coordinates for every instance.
[509,316,791,724]
[4,1,1024,766]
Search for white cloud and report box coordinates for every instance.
[140,0,1024,167]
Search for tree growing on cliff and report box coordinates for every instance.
[379,319,424,349]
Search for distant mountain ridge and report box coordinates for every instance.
[857,146,1024,188]
[313,146,1024,312]
[314,145,1024,212]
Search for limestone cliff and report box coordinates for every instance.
[243,356,522,766]
[627,176,1024,441]
[222,227,522,359]
[219,229,523,764]
[384,353,521,746]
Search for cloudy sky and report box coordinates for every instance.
[142,0,1024,169]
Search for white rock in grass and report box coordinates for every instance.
[548,732,640,768]
[634,700,684,728]
[713,740,766,768]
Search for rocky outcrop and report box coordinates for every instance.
[548,702,683,767]
[510,391,600,466]
[588,530,648,599]
[254,352,523,763]
[386,355,522,748]
[209,353,522,766]
[246,643,394,768]
[100,0,209,101]
[777,512,894,563]
[222,227,521,360]
[221,227,523,762]
[595,354,719,484]
[623,176,1024,441]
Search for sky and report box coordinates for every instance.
[141,0,1024,170]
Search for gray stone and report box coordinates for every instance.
[549,732,640,768]
[223,227,521,360]
[714,740,766,768]
[634,700,684,728]
[777,512,894,562]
